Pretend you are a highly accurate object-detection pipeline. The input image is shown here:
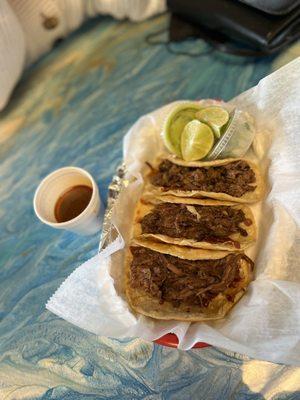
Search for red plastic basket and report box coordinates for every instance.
[154,333,210,349]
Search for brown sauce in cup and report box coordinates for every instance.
[55,185,93,223]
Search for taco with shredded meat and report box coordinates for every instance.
[133,195,256,251]
[145,157,264,203]
[125,238,254,321]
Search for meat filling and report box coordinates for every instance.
[140,203,252,247]
[150,160,256,198]
[130,247,253,308]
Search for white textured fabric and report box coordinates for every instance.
[85,0,166,21]
[0,0,25,110]
[9,0,85,64]
[0,0,166,110]
[9,0,165,64]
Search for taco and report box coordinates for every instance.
[125,238,254,321]
[145,157,264,203]
[133,195,256,251]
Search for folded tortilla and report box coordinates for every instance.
[133,195,256,251]
[125,238,254,321]
[145,157,264,203]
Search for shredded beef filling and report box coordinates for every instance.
[150,160,256,198]
[141,203,252,247]
[130,247,253,308]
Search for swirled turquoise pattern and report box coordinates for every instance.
[0,15,300,399]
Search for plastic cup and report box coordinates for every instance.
[33,167,102,235]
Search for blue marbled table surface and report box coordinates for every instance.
[0,15,300,400]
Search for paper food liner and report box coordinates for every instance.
[47,57,300,365]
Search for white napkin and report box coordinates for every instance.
[47,57,300,365]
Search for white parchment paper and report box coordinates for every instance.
[47,57,300,365]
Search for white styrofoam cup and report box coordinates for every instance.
[33,167,102,235]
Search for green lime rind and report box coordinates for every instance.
[211,125,222,139]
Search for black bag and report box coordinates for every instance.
[167,0,300,56]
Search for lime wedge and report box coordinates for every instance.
[181,120,214,161]
[163,104,202,157]
[196,106,229,139]
[211,126,222,139]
